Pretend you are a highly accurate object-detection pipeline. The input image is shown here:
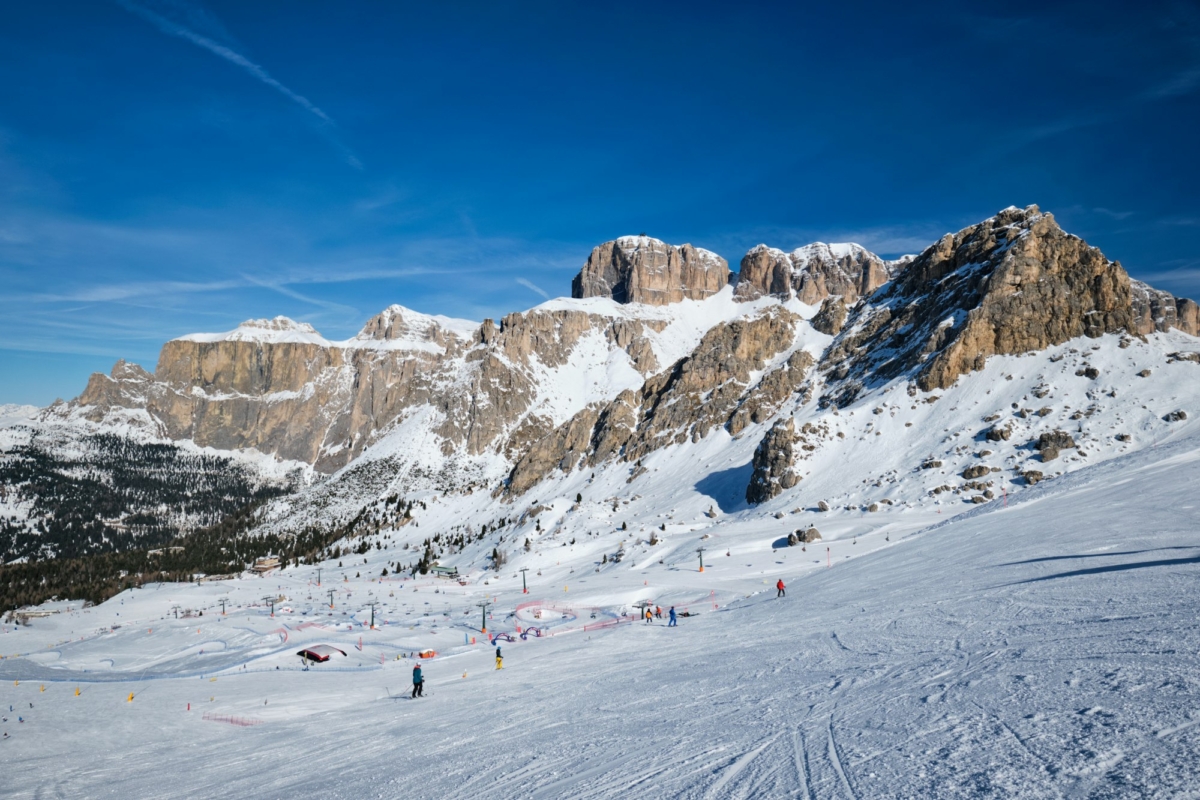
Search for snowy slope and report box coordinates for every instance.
[3,424,1200,797]
[0,405,38,429]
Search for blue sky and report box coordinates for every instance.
[1,1,1198,405]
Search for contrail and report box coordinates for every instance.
[116,0,362,169]
[516,277,552,301]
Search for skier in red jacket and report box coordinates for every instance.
[776,579,786,598]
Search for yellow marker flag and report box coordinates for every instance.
[127,692,134,702]
[75,687,80,697]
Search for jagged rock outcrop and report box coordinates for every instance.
[818,206,1154,404]
[507,306,809,492]
[734,242,891,304]
[746,417,798,504]
[571,236,731,305]
[1130,280,1200,336]
[727,349,815,436]
[810,297,848,336]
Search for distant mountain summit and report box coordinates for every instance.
[734,240,895,304]
[571,236,731,305]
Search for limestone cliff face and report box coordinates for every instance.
[69,306,667,474]
[1130,280,1200,337]
[818,206,1143,404]
[734,242,892,304]
[572,236,731,305]
[506,306,812,494]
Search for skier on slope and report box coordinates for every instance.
[777,578,786,598]
[655,606,662,619]
[495,645,503,670]
[645,606,653,623]
[411,664,424,698]
[668,606,677,627]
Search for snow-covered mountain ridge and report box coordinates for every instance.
[9,205,1200,575]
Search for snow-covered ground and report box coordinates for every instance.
[4,423,1200,797]
[0,404,38,429]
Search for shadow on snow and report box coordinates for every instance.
[694,461,753,515]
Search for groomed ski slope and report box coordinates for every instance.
[4,436,1200,797]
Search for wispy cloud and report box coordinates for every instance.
[1092,207,1134,221]
[240,273,360,320]
[1148,65,1200,98]
[31,278,243,304]
[515,277,552,301]
[116,0,362,169]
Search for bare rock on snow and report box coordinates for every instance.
[1037,430,1077,462]
[746,417,799,505]
[986,424,1013,442]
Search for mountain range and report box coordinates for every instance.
[3,204,1199,590]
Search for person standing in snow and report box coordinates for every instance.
[411,664,424,698]
[668,606,677,627]
[776,578,786,598]
[645,607,653,623]
[495,645,503,670]
[655,606,662,619]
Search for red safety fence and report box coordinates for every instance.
[202,712,264,727]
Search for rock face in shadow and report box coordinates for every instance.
[734,242,892,304]
[817,205,1148,406]
[746,417,798,505]
[571,236,731,306]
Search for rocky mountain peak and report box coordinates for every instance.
[571,236,731,306]
[734,240,891,305]
[356,305,477,351]
[177,316,326,345]
[817,204,1142,403]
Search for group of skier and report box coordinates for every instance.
[407,579,798,698]
[642,605,678,626]
[411,601,696,696]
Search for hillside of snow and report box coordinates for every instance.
[3,423,1200,797]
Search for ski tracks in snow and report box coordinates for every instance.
[700,731,781,800]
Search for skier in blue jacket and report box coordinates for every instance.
[668,607,677,627]
[411,664,424,698]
